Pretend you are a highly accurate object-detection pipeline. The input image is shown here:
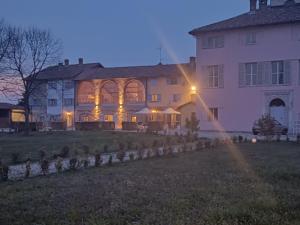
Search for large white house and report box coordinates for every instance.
[190,0,300,135]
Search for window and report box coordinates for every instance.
[246,32,256,45]
[245,63,258,86]
[131,116,137,123]
[48,81,57,90]
[77,81,95,104]
[208,108,218,121]
[166,77,178,85]
[150,79,157,86]
[101,81,118,104]
[272,61,285,85]
[64,80,73,89]
[104,114,113,122]
[82,116,89,122]
[32,98,42,106]
[11,110,25,122]
[63,98,74,106]
[208,65,220,88]
[172,94,181,102]
[203,36,224,49]
[48,99,57,106]
[150,94,161,102]
[124,80,145,104]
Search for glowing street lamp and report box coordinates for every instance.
[191,85,197,94]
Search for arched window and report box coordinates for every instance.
[124,80,145,104]
[77,81,95,104]
[270,98,285,107]
[101,81,118,104]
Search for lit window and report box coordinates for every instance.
[208,108,218,121]
[272,61,285,85]
[11,110,25,122]
[131,116,137,123]
[82,116,89,122]
[48,99,57,106]
[104,114,114,122]
[245,63,258,86]
[124,80,145,104]
[246,32,256,45]
[150,94,161,102]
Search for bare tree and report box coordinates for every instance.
[5,26,62,134]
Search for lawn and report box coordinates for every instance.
[0,131,171,164]
[0,142,300,225]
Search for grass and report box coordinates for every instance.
[0,141,300,225]
[0,131,171,164]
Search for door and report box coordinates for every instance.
[269,98,287,125]
[66,113,73,129]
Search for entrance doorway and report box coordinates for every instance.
[269,98,287,125]
[66,113,73,130]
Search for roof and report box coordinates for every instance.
[35,63,104,80]
[75,63,195,80]
[189,2,300,35]
[0,103,23,110]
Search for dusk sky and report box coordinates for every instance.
[1,0,247,67]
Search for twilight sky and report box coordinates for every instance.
[0,0,247,67]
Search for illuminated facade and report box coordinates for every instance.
[30,57,196,130]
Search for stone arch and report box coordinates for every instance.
[77,81,95,104]
[124,79,145,104]
[100,80,119,104]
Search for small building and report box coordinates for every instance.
[0,103,25,132]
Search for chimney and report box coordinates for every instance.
[64,59,69,66]
[78,58,83,64]
[250,0,257,12]
[259,0,268,9]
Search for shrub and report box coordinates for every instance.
[238,136,243,143]
[297,135,300,144]
[55,156,63,173]
[0,160,9,182]
[25,159,31,178]
[129,153,135,161]
[116,150,126,162]
[103,145,109,153]
[256,114,277,141]
[69,158,78,170]
[60,146,70,158]
[39,150,46,160]
[108,155,113,165]
[95,153,102,167]
[40,159,49,175]
[82,159,89,168]
[11,152,20,164]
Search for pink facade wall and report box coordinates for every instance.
[195,24,300,133]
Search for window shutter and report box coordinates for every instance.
[239,63,246,87]
[218,65,224,88]
[263,62,271,85]
[284,60,291,85]
[201,66,209,88]
[257,62,264,85]
[157,94,161,102]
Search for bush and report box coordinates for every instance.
[256,114,277,141]
[82,159,89,168]
[60,146,70,158]
[129,153,135,161]
[297,135,300,144]
[108,155,113,166]
[103,145,109,153]
[11,152,20,164]
[25,159,31,178]
[95,153,102,167]
[116,150,126,162]
[238,136,243,143]
[0,160,9,182]
[69,158,78,170]
[55,157,63,173]
[40,159,49,175]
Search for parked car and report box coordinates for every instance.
[252,119,288,135]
